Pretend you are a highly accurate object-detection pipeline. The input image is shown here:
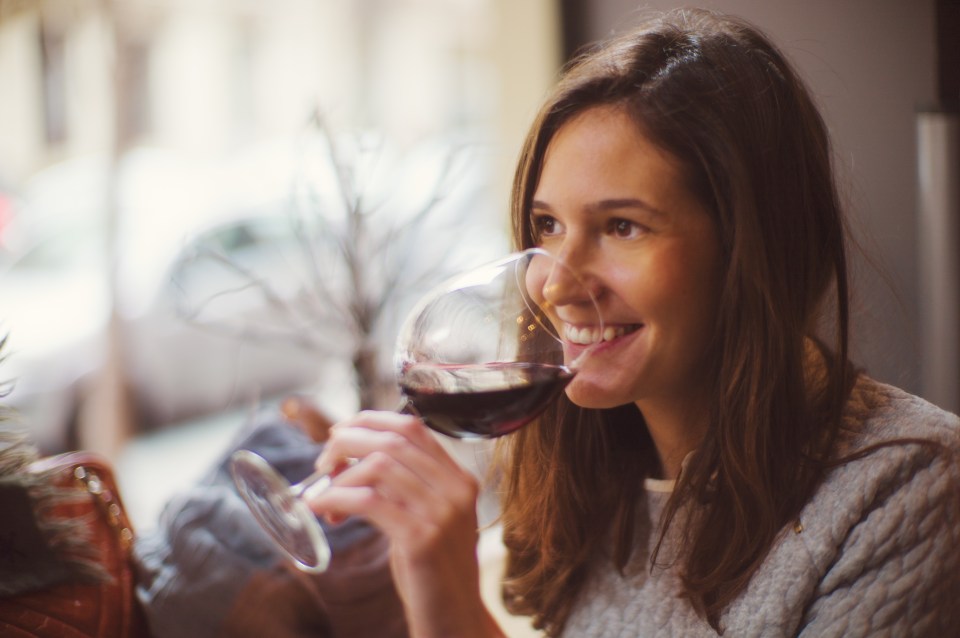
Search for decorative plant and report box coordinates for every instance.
[170,111,505,411]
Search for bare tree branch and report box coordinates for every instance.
[169,114,497,409]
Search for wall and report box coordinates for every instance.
[580,0,941,403]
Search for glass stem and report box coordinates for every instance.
[291,470,332,498]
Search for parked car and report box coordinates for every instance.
[118,210,334,429]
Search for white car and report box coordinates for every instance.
[119,211,331,429]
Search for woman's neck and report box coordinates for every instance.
[636,399,708,480]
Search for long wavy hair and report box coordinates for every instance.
[496,8,855,634]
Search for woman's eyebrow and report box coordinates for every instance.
[531,197,666,218]
[590,198,667,218]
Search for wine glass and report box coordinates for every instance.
[229,247,602,572]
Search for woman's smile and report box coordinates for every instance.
[562,322,643,345]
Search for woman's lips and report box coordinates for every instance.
[563,323,642,345]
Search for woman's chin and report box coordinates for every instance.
[564,379,627,410]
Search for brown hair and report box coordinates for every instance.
[496,8,854,633]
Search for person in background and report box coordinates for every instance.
[306,8,960,637]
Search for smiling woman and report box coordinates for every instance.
[494,7,960,637]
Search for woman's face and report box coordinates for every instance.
[530,105,723,413]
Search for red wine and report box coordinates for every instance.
[398,362,574,439]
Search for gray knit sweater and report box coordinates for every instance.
[562,376,960,637]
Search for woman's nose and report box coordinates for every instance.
[543,262,591,306]
[528,248,597,308]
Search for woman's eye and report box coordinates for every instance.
[532,215,561,238]
[608,218,643,239]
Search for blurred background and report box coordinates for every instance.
[0,0,957,530]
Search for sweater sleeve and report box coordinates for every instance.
[797,441,960,638]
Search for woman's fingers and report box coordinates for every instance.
[311,476,472,548]
[327,445,477,519]
[306,410,479,533]
[316,411,468,485]
[324,411,463,472]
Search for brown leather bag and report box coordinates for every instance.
[0,451,151,638]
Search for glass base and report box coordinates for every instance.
[229,449,331,573]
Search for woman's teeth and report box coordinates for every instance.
[564,324,639,345]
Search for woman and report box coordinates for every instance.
[308,8,960,637]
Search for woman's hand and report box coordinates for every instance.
[305,410,503,638]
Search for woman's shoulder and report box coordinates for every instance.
[768,376,960,635]
[800,373,959,551]
[840,373,960,452]
[720,379,959,636]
